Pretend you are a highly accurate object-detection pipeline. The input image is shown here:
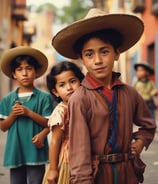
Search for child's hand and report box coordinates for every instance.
[131,139,144,155]
[12,101,22,117]
[32,133,44,148]
[47,169,58,184]
[12,101,29,116]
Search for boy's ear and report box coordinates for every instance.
[115,49,120,61]
[12,72,16,79]
[51,89,59,97]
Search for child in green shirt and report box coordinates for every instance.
[0,46,54,184]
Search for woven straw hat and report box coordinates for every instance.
[52,8,144,59]
[0,46,48,78]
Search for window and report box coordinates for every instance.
[132,0,145,13]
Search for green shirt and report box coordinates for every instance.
[0,87,54,168]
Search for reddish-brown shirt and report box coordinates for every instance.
[68,72,156,184]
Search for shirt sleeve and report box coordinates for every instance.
[68,93,94,184]
[133,91,156,149]
[0,95,13,119]
[40,93,55,118]
[48,102,67,130]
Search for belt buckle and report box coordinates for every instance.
[107,153,123,163]
[107,154,114,163]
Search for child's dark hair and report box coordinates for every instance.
[73,29,123,56]
[10,55,42,73]
[46,61,84,102]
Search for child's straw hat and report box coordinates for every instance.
[134,62,154,75]
[0,46,48,78]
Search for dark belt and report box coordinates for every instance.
[92,153,133,164]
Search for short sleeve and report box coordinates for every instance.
[48,102,67,130]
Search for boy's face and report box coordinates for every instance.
[81,38,120,85]
[12,60,37,88]
[136,66,149,79]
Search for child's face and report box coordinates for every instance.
[136,66,149,79]
[12,60,37,88]
[52,70,81,104]
[81,38,120,85]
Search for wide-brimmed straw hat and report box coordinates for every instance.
[0,46,48,78]
[134,62,154,75]
[52,8,144,59]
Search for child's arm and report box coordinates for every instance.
[47,125,63,183]
[0,101,21,131]
[11,103,48,127]
[32,127,50,148]
[0,114,16,132]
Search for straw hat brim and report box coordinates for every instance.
[0,46,48,78]
[134,62,154,75]
[52,10,144,59]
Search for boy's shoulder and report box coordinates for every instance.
[34,87,51,96]
[119,83,138,93]
[1,89,17,100]
[133,79,155,87]
[33,87,54,103]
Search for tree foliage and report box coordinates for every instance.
[27,0,94,25]
[58,0,94,24]
[27,3,58,19]
[36,3,57,14]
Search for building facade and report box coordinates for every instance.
[132,0,158,87]
[0,0,29,99]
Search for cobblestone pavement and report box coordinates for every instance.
[142,129,158,184]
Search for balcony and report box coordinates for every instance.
[151,0,158,16]
[11,4,28,21]
[23,22,36,45]
[132,0,145,13]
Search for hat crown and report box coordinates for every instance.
[84,8,106,19]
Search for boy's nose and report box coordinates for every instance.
[22,69,27,75]
[94,54,102,64]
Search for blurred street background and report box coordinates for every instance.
[1,0,158,97]
[0,0,158,183]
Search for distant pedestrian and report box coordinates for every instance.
[52,8,156,184]
[0,46,54,184]
[133,62,158,119]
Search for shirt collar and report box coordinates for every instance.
[14,87,36,102]
[85,72,123,89]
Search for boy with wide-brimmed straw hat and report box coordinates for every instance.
[134,62,158,119]
[52,8,156,184]
[0,46,55,184]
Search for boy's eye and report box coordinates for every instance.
[16,67,22,71]
[15,66,33,71]
[101,49,108,55]
[59,83,65,87]
[27,66,33,70]
[84,51,93,57]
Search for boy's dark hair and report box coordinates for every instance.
[73,29,124,56]
[46,61,84,102]
[10,55,42,73]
